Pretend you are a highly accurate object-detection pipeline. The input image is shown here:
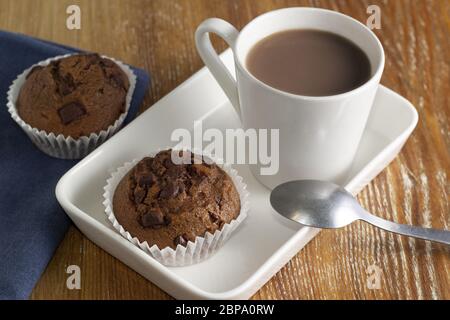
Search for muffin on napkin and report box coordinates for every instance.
[7,53,136,159]
[0,30,150,299]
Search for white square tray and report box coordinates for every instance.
[56,49,418,299]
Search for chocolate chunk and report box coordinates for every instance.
[178,183,186,194]
[133,188,146,204]
[26,66,44,79]
[209,211,219,223]
[110,73,126,90]
[135,159,151,174]
[58,73,76,96]
[136,204,148,215]
[127,177,137,201]
[164,158,175,168]
[174,232,196,247]
[215,194,222,205]
[184,179,192,191]
[50,61,75,96]
[140,209,165,228]
[142,157,153,167]
[128,189,134,202]
[209,211,224,227]
[198,192,206,199]
[138,174,154,188]
[128,173,137,189]
[151,160,167,176]
[90,53,102,61]
[50,60,61,69]
[57,102,86,125]
[174,235,187,247]
[83,53,101,70]
[98,56,115,69]
[159,181,179,199]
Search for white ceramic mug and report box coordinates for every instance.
[195,7,384,189]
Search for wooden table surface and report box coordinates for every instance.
[0,0,448,299]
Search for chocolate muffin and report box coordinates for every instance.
[16,53,129,138]
[112,150,241,250]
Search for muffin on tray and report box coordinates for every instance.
[104,149,249,266]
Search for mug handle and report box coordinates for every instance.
[195,18,241,117]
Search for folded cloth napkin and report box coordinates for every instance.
[0,30,150,299]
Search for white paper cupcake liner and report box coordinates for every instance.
[6,53,137,159]
[103,148,250,267]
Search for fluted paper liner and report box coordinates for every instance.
[6,53,137,159]
[103,149,250,267]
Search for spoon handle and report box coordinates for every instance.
[361,211,450,245]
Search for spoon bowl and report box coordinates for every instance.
[270,180,360,228]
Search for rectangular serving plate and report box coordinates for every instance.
[56,49,418,299]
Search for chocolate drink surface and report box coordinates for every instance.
[246,29,371,96]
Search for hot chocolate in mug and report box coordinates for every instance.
[195,7,384,189]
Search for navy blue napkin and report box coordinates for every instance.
[0,30,150,299]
